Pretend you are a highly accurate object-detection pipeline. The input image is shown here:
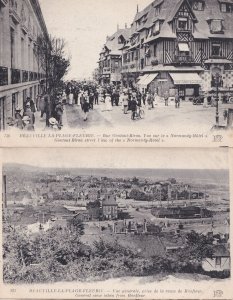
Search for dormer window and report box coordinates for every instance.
[153,21,160,35]
[155,4,161,16]
[192,1,204,11]
[210,20,223,33]
[220,2,232,13]
[178,17,188,30]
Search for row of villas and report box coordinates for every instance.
[0,0,49,130]
[97,0,233,100]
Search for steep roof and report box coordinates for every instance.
[132,0,233,41]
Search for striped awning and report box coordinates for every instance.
[169,73,202,85]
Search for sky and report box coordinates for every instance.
[1,148,229,170]
[39,0,152,80]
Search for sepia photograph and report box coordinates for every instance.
[0,0,233,134]
[0,148,232,299]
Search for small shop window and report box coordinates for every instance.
[212,43,221,57]
[178,18,188,30]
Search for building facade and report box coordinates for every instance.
[98,0,233,101]
[98,26,130,86]
[0,0,49,130]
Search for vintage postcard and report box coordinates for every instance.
[0,147,232,299]
[0,0,233,147]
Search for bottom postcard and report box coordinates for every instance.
[0,148,232,300]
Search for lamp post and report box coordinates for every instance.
[212,72,222,126]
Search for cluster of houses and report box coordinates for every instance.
[96,0,233,101]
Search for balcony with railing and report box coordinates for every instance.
[11,68,21,84]
[173,55,195,65]
[22,70,28,82]
[0,66,8,86]
[9,0,20,24]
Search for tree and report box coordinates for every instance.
[36,35,70,94]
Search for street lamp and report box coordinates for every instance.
[212,72,222,126]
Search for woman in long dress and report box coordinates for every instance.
[105,94,112,111]
[68,91,73,105]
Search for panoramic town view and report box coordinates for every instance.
[2,148,230,284]
[0,0,233,131]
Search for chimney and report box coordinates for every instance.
[125,23,127,29]
[137,4,139,13]
[2,175,7,209]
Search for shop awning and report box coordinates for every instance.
[169,73,202,85]
[178,43,190,52]
[137,74,149,85]
[141,73,158,86]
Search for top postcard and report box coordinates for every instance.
[0,0,233,147]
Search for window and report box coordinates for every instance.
[12,93,18,116]
[154,21,160,34]
[193,1,204,11]
[154,44,157,57]
[178,42,190,53]
[0,97,6,131]
[155,4,161,16]
[210,20,223,33]
[178,18,188,30]
[212,43,221,57]
[216,257,221,267]
[220,3,232,12]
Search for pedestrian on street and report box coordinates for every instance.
[122,93,129,114]
[89,92,94,110]
[94,90,99,105]
[164,91,169,106]
[80,92,85,111]
[83,99,89,121]
[14,108,24,130]
[22,116,34,131]
[175,92,180,108]
[23,103,35,125]
[146,92,152,109]
[55,100,63,128]
[105,93,112,111]
[115,90,120,106]
[131,97,138,120]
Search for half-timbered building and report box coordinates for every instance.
[121,0,233,100]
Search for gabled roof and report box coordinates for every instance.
[167,0,197,23]
[128,0,233,44]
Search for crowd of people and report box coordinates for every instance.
[63,81,179,121]
[7,92,64,131]
[7,81,183,130]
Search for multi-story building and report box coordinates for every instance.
[99,0,233,100]
[98,26,131,86]
[0,0,49,130]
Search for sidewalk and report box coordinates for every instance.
[34,105,68,130]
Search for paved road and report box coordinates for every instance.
[64,101,232,132]
[34,101,232,131]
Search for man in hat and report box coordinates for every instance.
[83,99,89,121]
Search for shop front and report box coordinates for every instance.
[169,73,202,101]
